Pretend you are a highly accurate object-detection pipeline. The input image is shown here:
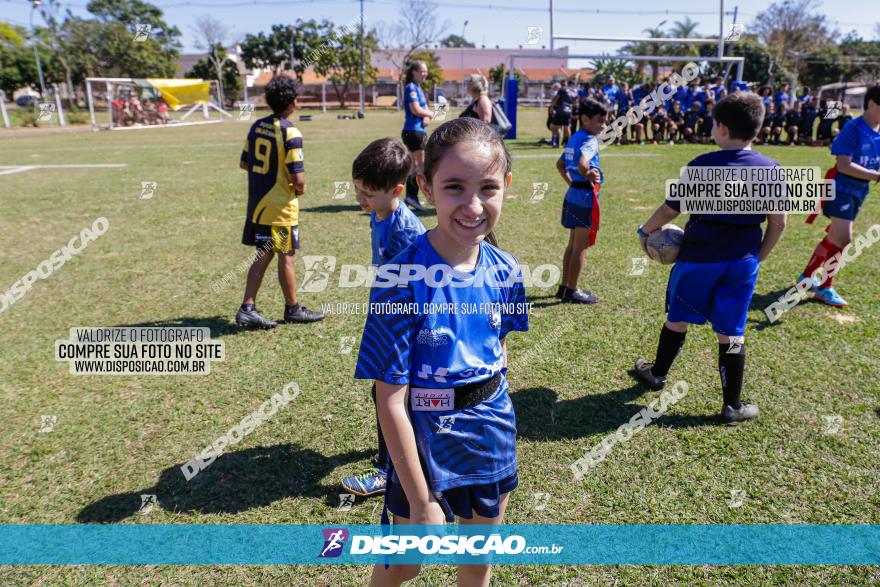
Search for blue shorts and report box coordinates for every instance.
[386,471,518,520]
[823,190,865,221]
[561,200,592,229]
[665,257,760,336]
[561,187,598,229]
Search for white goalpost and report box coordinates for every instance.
[500,0,745,138]
[85,77,231,131]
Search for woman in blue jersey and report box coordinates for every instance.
[355,118,529,587]
[401,60,434,211]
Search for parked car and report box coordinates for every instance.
[15,95,39,107]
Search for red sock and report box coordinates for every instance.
[804,237,843,287]
[803,237,833,282]
[822,241,844,287]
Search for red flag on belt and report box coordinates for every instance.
[588,183,601,247]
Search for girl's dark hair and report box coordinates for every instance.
[423,117,511,246]
[405,60,427,85]
[352,138,412,191]
[265,75,299,115]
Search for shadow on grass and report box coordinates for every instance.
[301,204,364,213]
[527,293,563,309]
[511,383,717,441]
[506,139,554,152]
[302,203,437,220]
[113,316,258,338]
[76,444,372,523]
[748,285,829,331]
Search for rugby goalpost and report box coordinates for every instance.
[85,77,231,131]
[502,0,744,138]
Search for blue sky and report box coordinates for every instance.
[3,0,878,59]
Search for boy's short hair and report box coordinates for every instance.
[578,97,608,118]
[713,92,765,140]
[864,85,880,109]
[265,76,298,115]
[352,138,412,192]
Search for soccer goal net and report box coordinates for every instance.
[85,78,230,131]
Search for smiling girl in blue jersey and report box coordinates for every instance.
[354,117,529,587]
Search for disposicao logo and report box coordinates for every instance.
[319,528,349,558]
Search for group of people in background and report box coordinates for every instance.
[548,76,853,148]
[111,94,170,127]
[756,83,852,147]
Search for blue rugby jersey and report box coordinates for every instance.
[775,90,790,108]
[561,129,602,208]
[616,90,631,115]
[831,116,880,200]
[403,82,427,132]
[354,232,529,491]
[666,149,780,263]
[370,202,426,266]
[682,89,700,110]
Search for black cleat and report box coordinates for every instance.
[404,196,424,211]
[555,285,570,299]
[722,402,759,426]
[283,304,325,323]
[562,289,599,304]
[235,306,277,329]
[633,358,666,391]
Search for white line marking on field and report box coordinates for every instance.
[0,166,36,175]
[16,143,238,154]
[110,120,222,131]
[512,153,660,159]
[0,164,127,175]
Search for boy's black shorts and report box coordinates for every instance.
[401,130,427,152]
[552,112,572,127]
[816,121,835,140]
[242,222,300,253]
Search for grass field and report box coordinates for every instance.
[1,108,879,586]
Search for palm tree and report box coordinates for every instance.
[642,22,667,83]
[670,17,700,42]
[668,17,701,77]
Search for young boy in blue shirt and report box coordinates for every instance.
[555,98,608,304]
[340,138,426,497]
[633,92,787,425]
[799,85,880,306]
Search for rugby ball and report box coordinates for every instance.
[646,224,684,264]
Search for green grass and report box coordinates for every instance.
[1,110,879,586]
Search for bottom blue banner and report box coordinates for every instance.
[1,524,878,565]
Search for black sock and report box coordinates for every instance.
[371,383,389,470]
[719,342,746,409]
[285,303,300,313]
[241,303,255,312]
[652,325,686,377]
[405,174,419,200]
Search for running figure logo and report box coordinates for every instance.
[299,255,337,293]
[319,528,349,558]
